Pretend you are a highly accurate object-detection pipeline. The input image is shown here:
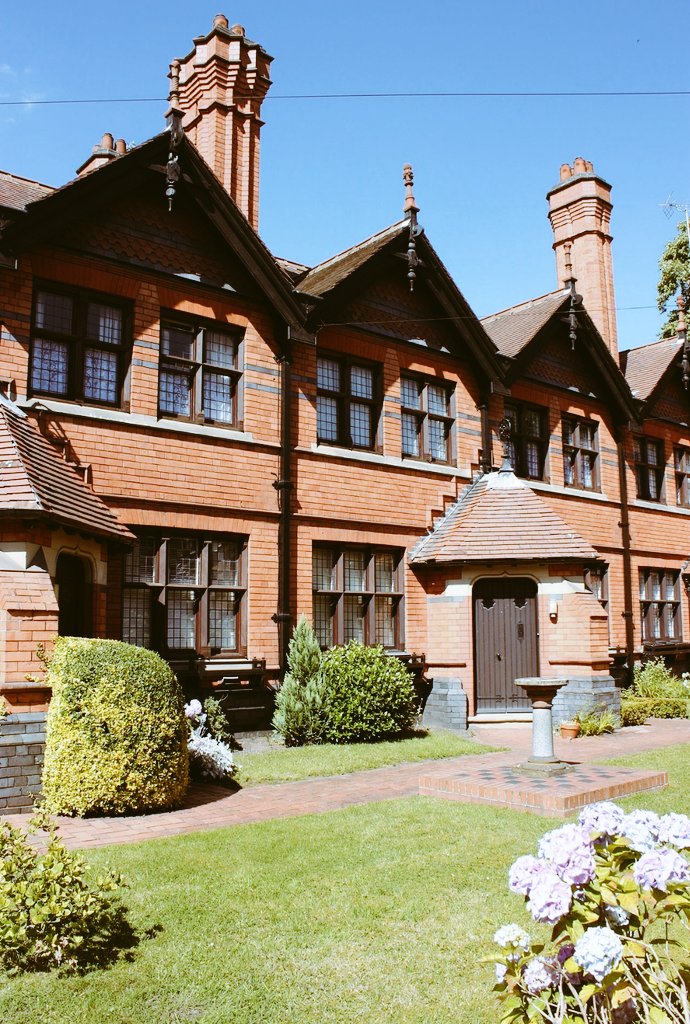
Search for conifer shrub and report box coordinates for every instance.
[320,641,417,744]
[42,637,188,816]
[272,617,325,746]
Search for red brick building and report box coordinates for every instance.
[1,16,689,802]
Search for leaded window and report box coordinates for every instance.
[401,375,454,463]
[503,402,548,480]
[674,447,690,507]
[316,354,380,450]
[312,546,403,648]
[122,534,246,654]
[639,568,681,643]
[159,317,242,425]
[30,285,130,405]
[563,416,599,491]
[634,437,665,503]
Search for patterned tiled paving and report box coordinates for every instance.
[419,761,669,818]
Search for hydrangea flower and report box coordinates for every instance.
[495,963,508,984]
[527,868,572,924]
[187,728,235,781]
[620,809,660,853]
[633,848,690,892]
[508,854,543,895]
[493,924,531,952]
[578,801,625,838]
[522,957,558,994]
[573,927,623,981]
[538,823,596,886]
[658,812,690,849]
[184,699,203,719]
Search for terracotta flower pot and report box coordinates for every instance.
[560,721,580,740]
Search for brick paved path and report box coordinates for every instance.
[4,719,689,849]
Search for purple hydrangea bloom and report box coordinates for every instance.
[495,963,508,984]
[538,823,596,886]
[508,854,544,896]
[522,957,558,994]
[620,810,660,853]
[574,927,623,981]
[184,699,203,719]
[633,848,690,891]
[493,924,531,952]
[658,813,690,849]
[527,868,572,924]
[578,801,625,838]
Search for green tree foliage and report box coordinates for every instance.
[272,618,325,746]
[657,220,690,337]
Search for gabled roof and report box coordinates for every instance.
[0,171,54,212]
[410,468,600,565]
[480,289,570,358]
[0,133,306,331]
[297,220,409,298]
[0,396,134,543]
[620,337,683,402]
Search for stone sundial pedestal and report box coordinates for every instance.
[514,677,572,776]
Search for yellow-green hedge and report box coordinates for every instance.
[42,637,188,816]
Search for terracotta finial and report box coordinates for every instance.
[169,60,181,105]
[403,164,418,216]
[677,293,687,334]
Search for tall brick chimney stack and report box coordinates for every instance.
[547,158,618,358]
[168,14,273,231]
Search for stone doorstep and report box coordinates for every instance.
[418,766,669,819]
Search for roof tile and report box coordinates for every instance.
[480,290,569,358]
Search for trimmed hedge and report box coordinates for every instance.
[42,637,188,816]
[620,696,690,727]
[320,641,417,744]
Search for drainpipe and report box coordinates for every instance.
[616,432,635,684]
[272,332,293,674]
[478,395,493,473]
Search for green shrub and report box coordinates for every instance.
[574,704,618,735]
[0,807,133,973]
[201,696,238,749]
[632,656,688,698]
[620,694,690,726]
[320,641,417,744]
[42,637,188,816]
[272,617,325,746]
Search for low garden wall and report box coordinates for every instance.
[551,675,620,725]
[0,712,46,813]
[421,676,468,732]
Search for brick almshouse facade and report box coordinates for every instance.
[1,16,689,805]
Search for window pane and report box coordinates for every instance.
[650,573,661,600]
[633,438,641,462]
[84,347,118,403]
[204,330,236,369]
[523,410,542,436]
[344,550,366,591]
[562,419,574,445]
[316,395,338,441]
[122,589,150,647]
[313,594,333,647]
[161,325,195,360]
[124,537,156,583]
[401,377,420,409]
[203,370,234,422]
[160,367,192,415]
[526,441,541,478]
[505,440,517,471]
[429,418,448,461]
[582,453,595,489]
[646,442,658,466]
[317,357,340,392]
[35,291,73,333]
[313,548,337,591]
[167,590,196,648]
[647,468,658,501]
[375,595,395,647]
[167,538,200,585]
[350,402,372,447]
[209,592,237,649]
[210,540,240,585]
[652,604,662,639]
[427,384,447,416]
[666,604,677,639]
[664,575,677,600]
[343,594,365,642]
[350,365,373,400]
[86,303,122,345]
[639,573,647,600]
[580,422,596,449]
[375,553,395,593]
[564,452,575,486]
[31,338,68,395]
[402,412,420,456]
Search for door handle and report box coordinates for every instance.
[496,652,502,661]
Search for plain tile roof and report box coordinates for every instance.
[0,170,54,211]
[620,336,683,401]
[480,289,570,358]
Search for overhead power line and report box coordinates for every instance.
[1,89,690,107]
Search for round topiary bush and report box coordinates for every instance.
[320,641,417,743]
[42,637,188,816]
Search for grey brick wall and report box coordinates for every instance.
[0,712,46,813]
[551,676,620,725]
[421,677,469,733]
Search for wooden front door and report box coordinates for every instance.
[473,577,538,712]
[55,554,93,637]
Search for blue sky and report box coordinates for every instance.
[2,0,689,350]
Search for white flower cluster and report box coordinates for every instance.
[187,727,236,781]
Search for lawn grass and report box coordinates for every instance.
[1,744,689,1024]
[235,729,497,786]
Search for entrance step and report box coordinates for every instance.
[419,762,668,819]
[469,713,532,723]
